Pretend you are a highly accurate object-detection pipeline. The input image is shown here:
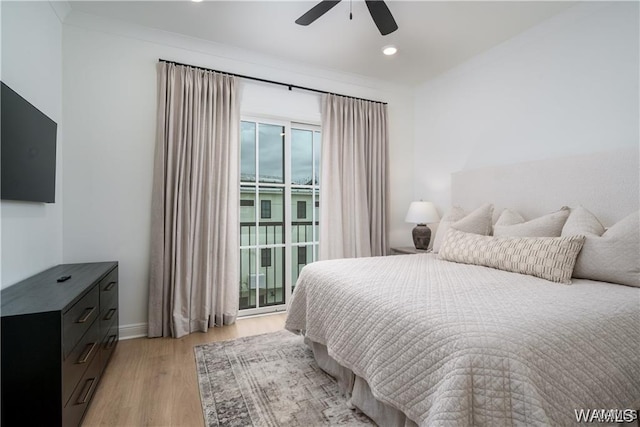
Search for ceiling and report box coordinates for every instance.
[68,1,574,86]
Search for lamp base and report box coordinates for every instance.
[412,224,431,250]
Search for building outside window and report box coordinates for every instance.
[260,200,271,219]
[297,201,307,219]
[239,118,321,314]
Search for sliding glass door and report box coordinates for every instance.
[239,118,320,315]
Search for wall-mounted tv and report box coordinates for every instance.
[1,81,57,203]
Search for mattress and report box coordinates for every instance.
[285,254,640,426]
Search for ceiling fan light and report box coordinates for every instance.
[382,45,397,56]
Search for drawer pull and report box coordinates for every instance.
[76,307,95,323]
[77,342,97,364]
[76,378,96,405]
[105,281,117,292]
[104,308,117,321]
[106,334,117,349]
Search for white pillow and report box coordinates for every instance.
[438,228,585,284]
[493,208,569,237]
[431,207,465,253]
[494,209,525,227]
[562,206,605,236]
[562,208,639,287]
[432,203,494,253]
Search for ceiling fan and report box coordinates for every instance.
[295,0,398,36]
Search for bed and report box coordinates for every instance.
[285,149,640,426]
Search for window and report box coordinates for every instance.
[261,248,272,268]
[260,200,271,219]
[297,246,307,265]
[297,201,307,219]
[239,118,321,314]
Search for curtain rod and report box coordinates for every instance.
[158,59,387,105]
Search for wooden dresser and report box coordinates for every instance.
[1,262,119,427]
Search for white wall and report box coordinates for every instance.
[0,2,64,288]
[414,2,639,212]
[62,12,414,335]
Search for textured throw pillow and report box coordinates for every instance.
[493,208,570,237]
[494,209,525,227]
[562,209,639,287]
[438,228,585,284]
[432,204,494,253]
[562,206,606,236]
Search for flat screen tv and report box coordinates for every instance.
[1,81,57,203]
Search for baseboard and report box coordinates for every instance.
[118,314,284,340]
[119,322,148,340]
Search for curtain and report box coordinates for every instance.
[148,62,239,338]
[319,94,389,260]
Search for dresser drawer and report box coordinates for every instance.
[99,268,118,313]
[100,306,118,333]
[100,321,119,370]
[63,348,102,427]
[63,286,99,358]
[62,321,100,406]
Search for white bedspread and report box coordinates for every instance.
[285,254,640,426]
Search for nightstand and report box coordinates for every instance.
[390,246,430,255]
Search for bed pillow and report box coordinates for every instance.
[493,208,570,237]
[493,209,525,227]
[438,228,585,284]
[431,206,466,253]
[562,208,639,287]
[432,203,494,253]
[562,206,606,236]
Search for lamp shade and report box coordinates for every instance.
[405,201,440,224]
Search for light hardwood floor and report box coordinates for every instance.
[83,313,287,426]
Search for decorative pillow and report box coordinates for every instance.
[431,206,469,253]
[438,228,585,284]
[493,207,570,237]
[432,204,494,253]
[494,209,525,227]
[562,209,639,287]
[562,206,605,236]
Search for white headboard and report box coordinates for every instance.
[452,148,639,226]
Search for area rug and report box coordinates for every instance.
[194,330,373,426]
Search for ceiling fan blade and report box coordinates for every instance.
[295,0,342,26]
[365,0,398,35]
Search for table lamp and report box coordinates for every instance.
[405,201,440,250]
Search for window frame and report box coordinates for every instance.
[239,116,321,317]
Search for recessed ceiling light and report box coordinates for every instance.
[382,45,397,56]
[192,0,203,2]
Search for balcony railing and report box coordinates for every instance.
[239,221,318,310]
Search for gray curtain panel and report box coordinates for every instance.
[148,62,240,338]
[319,94,389,260]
